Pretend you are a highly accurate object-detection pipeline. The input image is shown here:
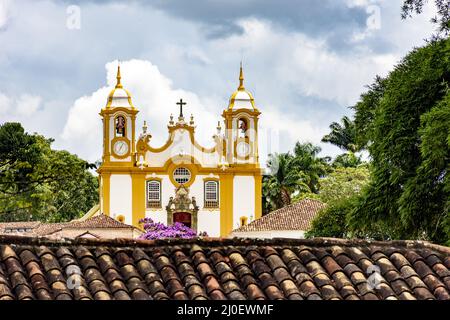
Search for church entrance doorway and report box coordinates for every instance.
[173,211,192,228]
[166,185,199,231]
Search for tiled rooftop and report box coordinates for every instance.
[69,215,135,229]
[0,236,448,300]
[234,198,326,233]
[0,215,135,237]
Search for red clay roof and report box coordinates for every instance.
[0,215,134,237]
[234,198,326,233]
[0,236,448,300]
[69,215,134,229]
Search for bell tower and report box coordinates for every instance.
[98,64,140,220]
[222,63,261,165]
[99,64,138,165]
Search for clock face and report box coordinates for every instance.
[113,140,129,156]
[236,141,250,157]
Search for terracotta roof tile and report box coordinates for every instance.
[0,236,448,300]
[233,198,326,233]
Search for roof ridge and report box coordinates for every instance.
[269,198,325,213]
[0,235,448,254]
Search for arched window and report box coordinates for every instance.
[238,118,248,138]
[147,180,161,208]
[173,167,191,184]
[115,115,126,137]
[204,180,219,208]
[240,216,248,226]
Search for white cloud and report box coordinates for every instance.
[61,58,340,167]
[16,94,42,116]
[0,92,41,117]
[60,7,437,164]
[62,59,220,163]
[0,0,11,30]
[345,0,381,8]
[212,18,397,107]
[1,0,439,165]
[0,92,11,115]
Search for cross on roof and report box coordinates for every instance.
[176,98,186,118]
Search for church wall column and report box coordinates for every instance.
[103,115,110,162]
[132,173,146,228]
[101,173,111,216]
[220,173,234,236]
[131,115,136,154]
[254,174,262,220]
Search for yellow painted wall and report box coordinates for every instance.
[101,174,110,216]
[219,174,234,236]
[254,174,262,219]
[131,173,146,228]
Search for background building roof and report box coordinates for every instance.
[0,215,136,238]
[234,198,326,233]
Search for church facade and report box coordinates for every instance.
[97,64,263,237]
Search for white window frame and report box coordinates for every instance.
[146,180,161,208]
[204,180,219,208]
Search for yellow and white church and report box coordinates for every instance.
[97,64,263,237]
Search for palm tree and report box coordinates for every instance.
[292,142,330,193]
[322,116,361,152]
[262,153,310,213]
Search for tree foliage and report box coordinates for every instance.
[306,197,356,239]
[0,122,98,222]
[292,142,330,193]
[322,116,361,152]
[263,152,311,213]
[318,167,370,204]
[401,0,450,36]
[350,38,450,244]
[262,142,329,213]
[307,168,370,239]
[331,152,363,168]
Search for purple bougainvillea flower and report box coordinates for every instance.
[138,219,208,239]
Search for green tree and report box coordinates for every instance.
[306,166,370,238]
[0,122,99,222]
[332,152,363,168]
[262,153,310,213]
[322,116,361,152]
[318,167,370,204]
[262,142,330,214]
[352,76,386,149]
[292,142,330,193]
[398,93,450,243]
[306,197,356,238]
[401,0,450,35]
[350,38,450,244]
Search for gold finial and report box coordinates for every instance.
[190,114,194,126]
[238,61,245,91]
[169,113,174,126]
[115,63,123,89]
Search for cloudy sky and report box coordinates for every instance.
[0,0,437,165]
